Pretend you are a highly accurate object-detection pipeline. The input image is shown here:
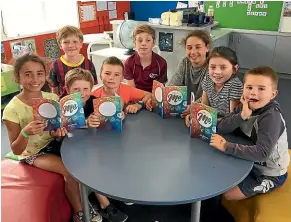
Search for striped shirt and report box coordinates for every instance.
[48,55,97,97]
[202,74,243,117]
[168,57,208,103]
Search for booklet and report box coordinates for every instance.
[32,93,86,131]
[190,101,218,143]
[152,80,187,118]
[93,96,122,132]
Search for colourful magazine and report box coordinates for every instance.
[152,80,187,118]
[32,93,86,131]
[190,103,218,143]
[93,96,122,132]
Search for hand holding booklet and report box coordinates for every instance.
[32,93,86,131]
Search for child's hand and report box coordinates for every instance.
[185,114,191,127]
[240,96,252,120]
[50,127,68,137]
[122,111,125,120]
[210,134,227,152]
[88,114,101,128]
[145,97,153,111]
[126,104,142,114]
[181,105,190,118]
[23,120,47,136]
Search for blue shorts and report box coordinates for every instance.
[238,170,288,198]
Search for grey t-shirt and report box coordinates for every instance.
[168,57,208,103]
[202,74,243,117]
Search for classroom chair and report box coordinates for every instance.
[222,149,291,222]
[1,158,72,222]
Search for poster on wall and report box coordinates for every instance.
[159,32,173,52]
[1,42,6,63]
[283,1,291,17]
[10,38,37,58]
[23,38,36,53]
[10,40,29,58]
[44,38,60,60]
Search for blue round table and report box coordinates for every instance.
[61,110,253,222]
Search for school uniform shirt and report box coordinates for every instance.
[91,83,147,105]
[48,55,98,98]
[202,74,243,117]
[2,92,58,160]
[168,57,208,103]
[124,52,167,92]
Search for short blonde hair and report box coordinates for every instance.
[56,25,83,44]
[133,24,155,42]
[65,68,94,90]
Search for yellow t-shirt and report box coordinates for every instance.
[2,92,59,160]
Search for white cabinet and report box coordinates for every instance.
[272,36,291,74]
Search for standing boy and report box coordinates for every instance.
[49,25,98,98]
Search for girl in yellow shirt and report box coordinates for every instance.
[2,53,101,222]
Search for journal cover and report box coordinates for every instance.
[32,93,86,131]
[190,102,218,143]
[152,80,187,118]
[93,96,122,132]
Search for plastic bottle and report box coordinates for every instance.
[207,5,214,16]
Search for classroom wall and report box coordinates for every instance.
[130,1,179,21]
[1,1,130,64]
[130,1,283,31]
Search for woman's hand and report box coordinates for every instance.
[23,120,47,136]
[210,134,227,152]
[126,104,142,114]
[87,113,101,128]
[50,127,68,137]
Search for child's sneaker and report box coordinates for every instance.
[73,202,102,222]
[124,202,134,206]
[101,204,128,222]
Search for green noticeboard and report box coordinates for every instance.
[204,1,283,31]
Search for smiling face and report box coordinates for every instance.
[134,32,155,57]
[186,36,209,67]
[100,64,124,90]
[59,35,83,57]
[208,57,236,86]
[243,74,277,110]
[18,61,46,92]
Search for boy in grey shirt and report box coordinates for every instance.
[210,66,290,200]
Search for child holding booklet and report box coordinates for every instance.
[210,66,289,200]
[2,53,100,222]
[185,46,243,127]
[65,68,128,222]
[91,56,152,114]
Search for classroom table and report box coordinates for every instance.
[61,110,253,222]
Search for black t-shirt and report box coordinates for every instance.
[84,95,97,118]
